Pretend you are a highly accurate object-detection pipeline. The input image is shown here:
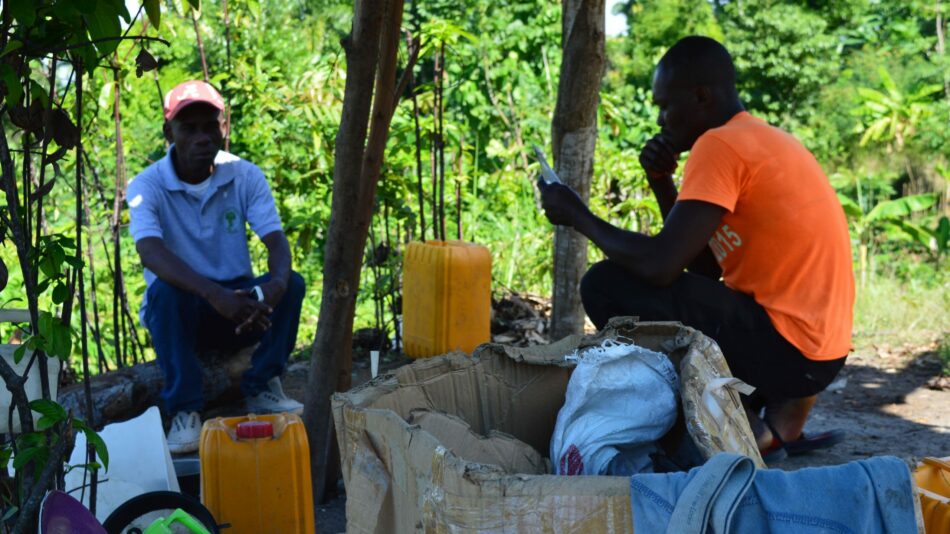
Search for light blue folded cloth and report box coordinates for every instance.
[631,453,917,533]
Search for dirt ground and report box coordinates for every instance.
[281,335,950,533]
[778,339,950,470]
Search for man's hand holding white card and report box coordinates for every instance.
[533,144,589,229]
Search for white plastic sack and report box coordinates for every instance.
[550,340,679,476]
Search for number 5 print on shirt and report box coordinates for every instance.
[709,224,743,262]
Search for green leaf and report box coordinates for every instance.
[144,0,161,29]
[10,0,36,26]
[16,431,45,449]
[30,81,49,109]
[75,0,99,14]
[836,193,863,218]
[36,415,57,431]
[1,40,23,58]
[83,429,109,471]
[877,66,900,100]
[1,505,16,522]
[83,3,123,57]
[13,344,27,364]
[892,220,932,248]
[935,216,950,253]
[51,322,72,359]
[109,0,133,22]
[65,461,102,475]
[0,64,23,106]
[52,282,68,304]
[39,255,57,278]
[38,311,72,359]
[36,277,51,295]
[0,445,12,468]
[187,0,201,10]
[30,399,68,421]
[866,193,938,222]
[51,243,66,268]
[12,445,46,471]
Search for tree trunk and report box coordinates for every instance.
[937,1,949,101]
[303,0,409,505]
[549,0,605,340]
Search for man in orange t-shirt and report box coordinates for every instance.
[537,36,854,461]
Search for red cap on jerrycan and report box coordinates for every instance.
[236,420,273,439]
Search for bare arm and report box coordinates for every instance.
[640,135,722,279]
[541,181,725,286]
[258,230,292,306]
[136,236,224,300]
[645,173,722,279]
[136,237,271,333]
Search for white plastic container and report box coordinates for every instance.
[0,309,60,434]
[65,406,180,522]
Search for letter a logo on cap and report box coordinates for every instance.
[163,80,225,120]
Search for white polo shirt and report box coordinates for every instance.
[127,146,283,315]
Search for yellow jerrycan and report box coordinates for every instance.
[199,413,314,534]
[402,240,491,358]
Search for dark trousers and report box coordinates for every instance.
[145,271,306,414]
[580,261,845,404]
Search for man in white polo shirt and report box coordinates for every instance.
[127,80,305,453]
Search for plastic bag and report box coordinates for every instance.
[550,339,679,476]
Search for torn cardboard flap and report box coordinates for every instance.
[333,318,763,533]
[407,409,547,475]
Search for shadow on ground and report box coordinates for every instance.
[778,345,949,469]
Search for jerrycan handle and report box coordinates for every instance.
[236,420,273,439]
[143,508,212,534]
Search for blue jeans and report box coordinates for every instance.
[144,272,305,414]
[631,453,917,533]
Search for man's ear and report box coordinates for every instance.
[163,121,174,143]
[694,85,712,105]
[218,111,228,141]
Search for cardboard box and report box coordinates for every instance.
[333,318,762,533]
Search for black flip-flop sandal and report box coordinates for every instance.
[764,419,845,457]
[783,429,846,456]
[758,435,788,463]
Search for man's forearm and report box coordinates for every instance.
[137,238,222,300]
[648,175,678,221]
[572,209,671,285]
[262,231,291,290]
[648,175,723,280]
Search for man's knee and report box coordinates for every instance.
[285,271,305,304]
[147,278,198,310]
[581,260,626,302]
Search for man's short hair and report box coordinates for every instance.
[658,36,736,89]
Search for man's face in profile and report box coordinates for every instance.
[651,64,706,153]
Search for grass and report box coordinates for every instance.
[852,272,950,349]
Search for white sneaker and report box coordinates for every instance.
[166,411,201,454]
[246,377,304,415]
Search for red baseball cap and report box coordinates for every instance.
[163,80,225,121]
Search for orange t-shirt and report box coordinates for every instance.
[678,112,854,360]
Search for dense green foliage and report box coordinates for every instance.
[4,0,950,375]
[7,0,947,528]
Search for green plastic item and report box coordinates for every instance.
[142,508,212,534]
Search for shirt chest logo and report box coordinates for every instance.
[223,208,240,233]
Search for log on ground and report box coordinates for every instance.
[57,346,254,427]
